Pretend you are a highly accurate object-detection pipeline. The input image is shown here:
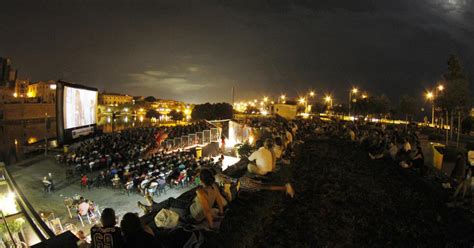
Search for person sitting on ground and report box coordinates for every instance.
[411,144,425,174]
[139,169,226,229]
[452,161,473,203]
[348,128,356,141]
[403,137,412,153]
[265,138,277,171]
[273,137,284,161]
[216,172,295,199]
[120,212,160,248]
[247,139,273,176]
[90,208,124,248]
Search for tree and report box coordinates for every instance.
[370,94,391,117]
[352,95,390,117]
[310,102,326,114]
[169,110,184,121]
[332,104,348,116]
[144,96,157,102]
[145,109,161,119]
[398,95,419,122]
[437,55,471,142]
[437,55,470,113]
[353,98,369,116]
[192,102,233,120]
[244,106,259,114]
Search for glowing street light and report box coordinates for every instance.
[437,85,444,92]
[349,87,359,114]
[324,95,333,109]
[299,97,306,104]
[279,94,286,104]
[263,97,268,102]
[361,94,368,99]
[309,91,315,97]
[425,91,434,100]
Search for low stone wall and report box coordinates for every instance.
[0,103,55,121]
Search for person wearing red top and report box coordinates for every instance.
[81,175,88,191]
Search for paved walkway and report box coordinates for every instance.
[8,156,192,236]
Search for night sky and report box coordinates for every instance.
[1,0,473,103]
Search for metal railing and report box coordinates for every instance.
[0,163,55,245]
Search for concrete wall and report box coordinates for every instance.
[0,103,55,121]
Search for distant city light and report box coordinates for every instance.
[437,85,444,91]
[49,84,57,90]
[352,88,358,94]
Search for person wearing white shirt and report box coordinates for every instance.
[247,143,273,175]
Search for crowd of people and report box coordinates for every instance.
[62,116,473,248]
[59,122,218,196]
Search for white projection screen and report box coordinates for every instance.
[63,86,98,129]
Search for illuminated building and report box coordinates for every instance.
[26,80,56,103]
[99,92,133,106]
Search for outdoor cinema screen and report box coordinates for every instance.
[63,86,98,129]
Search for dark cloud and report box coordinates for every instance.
[1,0,473,103]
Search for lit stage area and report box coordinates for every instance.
[212,155,241,171]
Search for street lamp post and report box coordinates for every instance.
[425,84,444,127]
[324,95,333,109]
[425,91,434,125]
[349,88,358,115]
[299,97,307,113]
[434,84,444,127]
